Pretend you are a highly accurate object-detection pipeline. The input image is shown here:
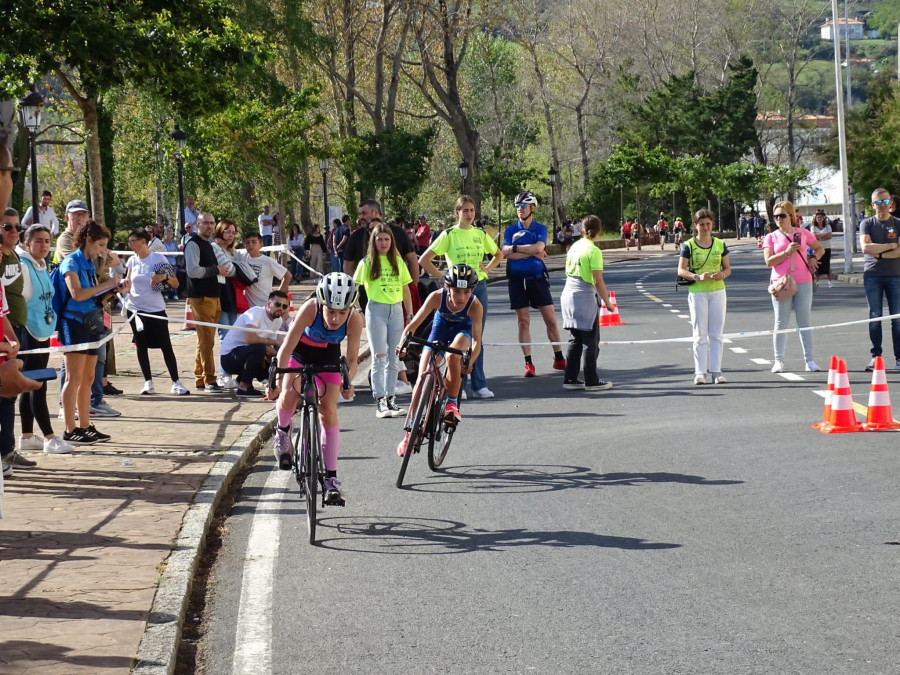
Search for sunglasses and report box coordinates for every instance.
[874,198,892,206]
[2,224,23,232]
[773,213,789,220]
[514,203,532,209]
[272,302,290,309]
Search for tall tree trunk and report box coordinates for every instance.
[575,100,590,189]
[527,44,562,224]
[300,158,313,231]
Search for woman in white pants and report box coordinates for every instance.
[677,209,731,385]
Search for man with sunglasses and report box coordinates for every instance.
[502,191,565,377]
[860,188,900,371]
[220,290,287,398]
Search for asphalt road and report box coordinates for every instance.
[198,244,900,675]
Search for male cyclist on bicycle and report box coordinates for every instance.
[268,272,363,504]
[396,264,483,457]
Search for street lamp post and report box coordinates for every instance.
[318,158,330,232]
[548,165,559,240]
[458,160,468,195]
[619,183,624,225]
[169,124,187,237]
[19,92,43,223]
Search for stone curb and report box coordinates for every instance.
[131,409,278,675]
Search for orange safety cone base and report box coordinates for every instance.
[862,420,900,431]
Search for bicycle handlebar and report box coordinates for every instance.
[401,334,469,357]
[268,356,351,391]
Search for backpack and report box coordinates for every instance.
[49,265,71,331]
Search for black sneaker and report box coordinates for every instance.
[63,427,98,446]
[236,387,263,398]
[85,425,111,443]
[563,379,585,390]
[204,383,224,393]
[585,381,613,392]
[103,382,123,396]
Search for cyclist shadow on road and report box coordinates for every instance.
[314,515,681,554]
[399,464,743,495]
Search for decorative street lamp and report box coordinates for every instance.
[318,157,330,234]
[618,183,624,226]
[548,165,559,239]
[19,91,44,223]
[169,124,187,236]
[458,160,468,195]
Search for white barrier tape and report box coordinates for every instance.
[285,248,325,278]
[483,312,900,347]
[18,309,137,355]
[130,310,291,337]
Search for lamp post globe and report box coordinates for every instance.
[319,158,330,235]
[19,91,44,222]
[458,160,468,194]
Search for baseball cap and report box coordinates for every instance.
[66,199,89,214]
[418,214,426,219]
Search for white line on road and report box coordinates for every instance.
[662,303,672,307]
[750,358,771,365]
[678,314,689,319]
[231,467,290,675]
[730,347,748,354]
[777,372,805,382]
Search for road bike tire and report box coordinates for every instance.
[397,372,433,488]
[427,397,453,471]
[292,421,304,493]
[305,410,318,544]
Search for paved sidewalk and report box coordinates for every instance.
[0,238,858,674]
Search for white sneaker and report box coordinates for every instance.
[827,281,833,288]
[44,436,74,454]
[394,380,413,396]
[339,392,355,404]
[171,380,190,396]
[714,375,728,385]
[473,387,495,399]
[771,361,784,373]
[694,374,706,385]
[217,375,238,390]
[90,401,121,417]
[460,388,468,400]
[19,435,44,451]
[57,408,64,420]
[805,360,821,372]
[140,380,156,395]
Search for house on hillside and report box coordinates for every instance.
[821,17,865,41]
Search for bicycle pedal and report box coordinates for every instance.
[324,496,346,507]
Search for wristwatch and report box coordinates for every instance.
[693,274,700,282]
[513,244,518,253]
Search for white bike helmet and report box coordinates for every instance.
[514,191,538,206]
[316,272,359,309]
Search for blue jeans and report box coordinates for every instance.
[90,342,107,407]
[330,253,341,274]
[462,280,488,392]
[864,275,900,359]
[262,234,273,253]
[365,301,404,398]
[218,310,238,376]
[772,281,814,362]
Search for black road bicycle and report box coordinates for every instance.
[270,357,350,544]
[396,334,471,488]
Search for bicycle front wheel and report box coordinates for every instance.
[427,397,453,471]
[397,372,433,488]
[304,409,319,544]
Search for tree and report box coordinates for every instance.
[3,0,266,225]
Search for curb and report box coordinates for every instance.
[132,409,278,675]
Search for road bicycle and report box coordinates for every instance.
[269,357,350,545]
[396,334,471,488]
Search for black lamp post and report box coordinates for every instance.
[548,165,559,239]
[618,183,624,225]
[318,157,330,232]
[169,124,187,236]
[19,92,44,223]
[458,160,468,195]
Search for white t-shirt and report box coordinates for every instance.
[125,251,168,313]
[258,213,275,236]
[235,250,287,308]
[23,205,60,235]
[220,305,281,357]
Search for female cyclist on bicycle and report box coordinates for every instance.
[396,264,483,457]
[268,272,363,503]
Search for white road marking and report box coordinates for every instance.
[670,309,680,314]
[677,314,689,319]
[662,304,672,308]
[232,468,290,675]
[730,347,748,354]
[723,339,733,344]
[777,372,805,382]
[750,358,771,365]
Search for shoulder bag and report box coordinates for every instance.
[768,233,798,301]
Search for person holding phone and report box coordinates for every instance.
[763,201,824,374]
[59,220,131,445]
[18,225,73,455]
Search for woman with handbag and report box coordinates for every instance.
[763,200,825,374]
[59,220,130,445]
[677,209,731,385]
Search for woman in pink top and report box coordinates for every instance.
[763,200,825,374]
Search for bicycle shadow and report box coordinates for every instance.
[314,515,680,555]
[400,464,743,495]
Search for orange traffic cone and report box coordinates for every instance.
[599,301,613,327]
[181,298,196,331]
[862,356,900,431]
[757,239,762,248]
[813,355,839,430]
[820,359,862,434]
[287,292,295,320]
[49,331,61,348]
[606,291,626,326]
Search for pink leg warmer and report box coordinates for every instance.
[277,405,293,429]
[322,424,340,471]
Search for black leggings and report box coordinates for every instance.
[132,311,180,381]
[564,319,601,386]
[136,340,179,382]
[19,334,54,437]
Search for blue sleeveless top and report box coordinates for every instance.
[301,303,349,347]
[22,256,56,340]
[433,288,474,334]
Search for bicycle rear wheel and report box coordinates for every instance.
[397,372,433,488]
[427,396,454,471]
[304,408,319,544]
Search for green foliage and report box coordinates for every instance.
[868,0,900,38]
[346,126,437,223]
